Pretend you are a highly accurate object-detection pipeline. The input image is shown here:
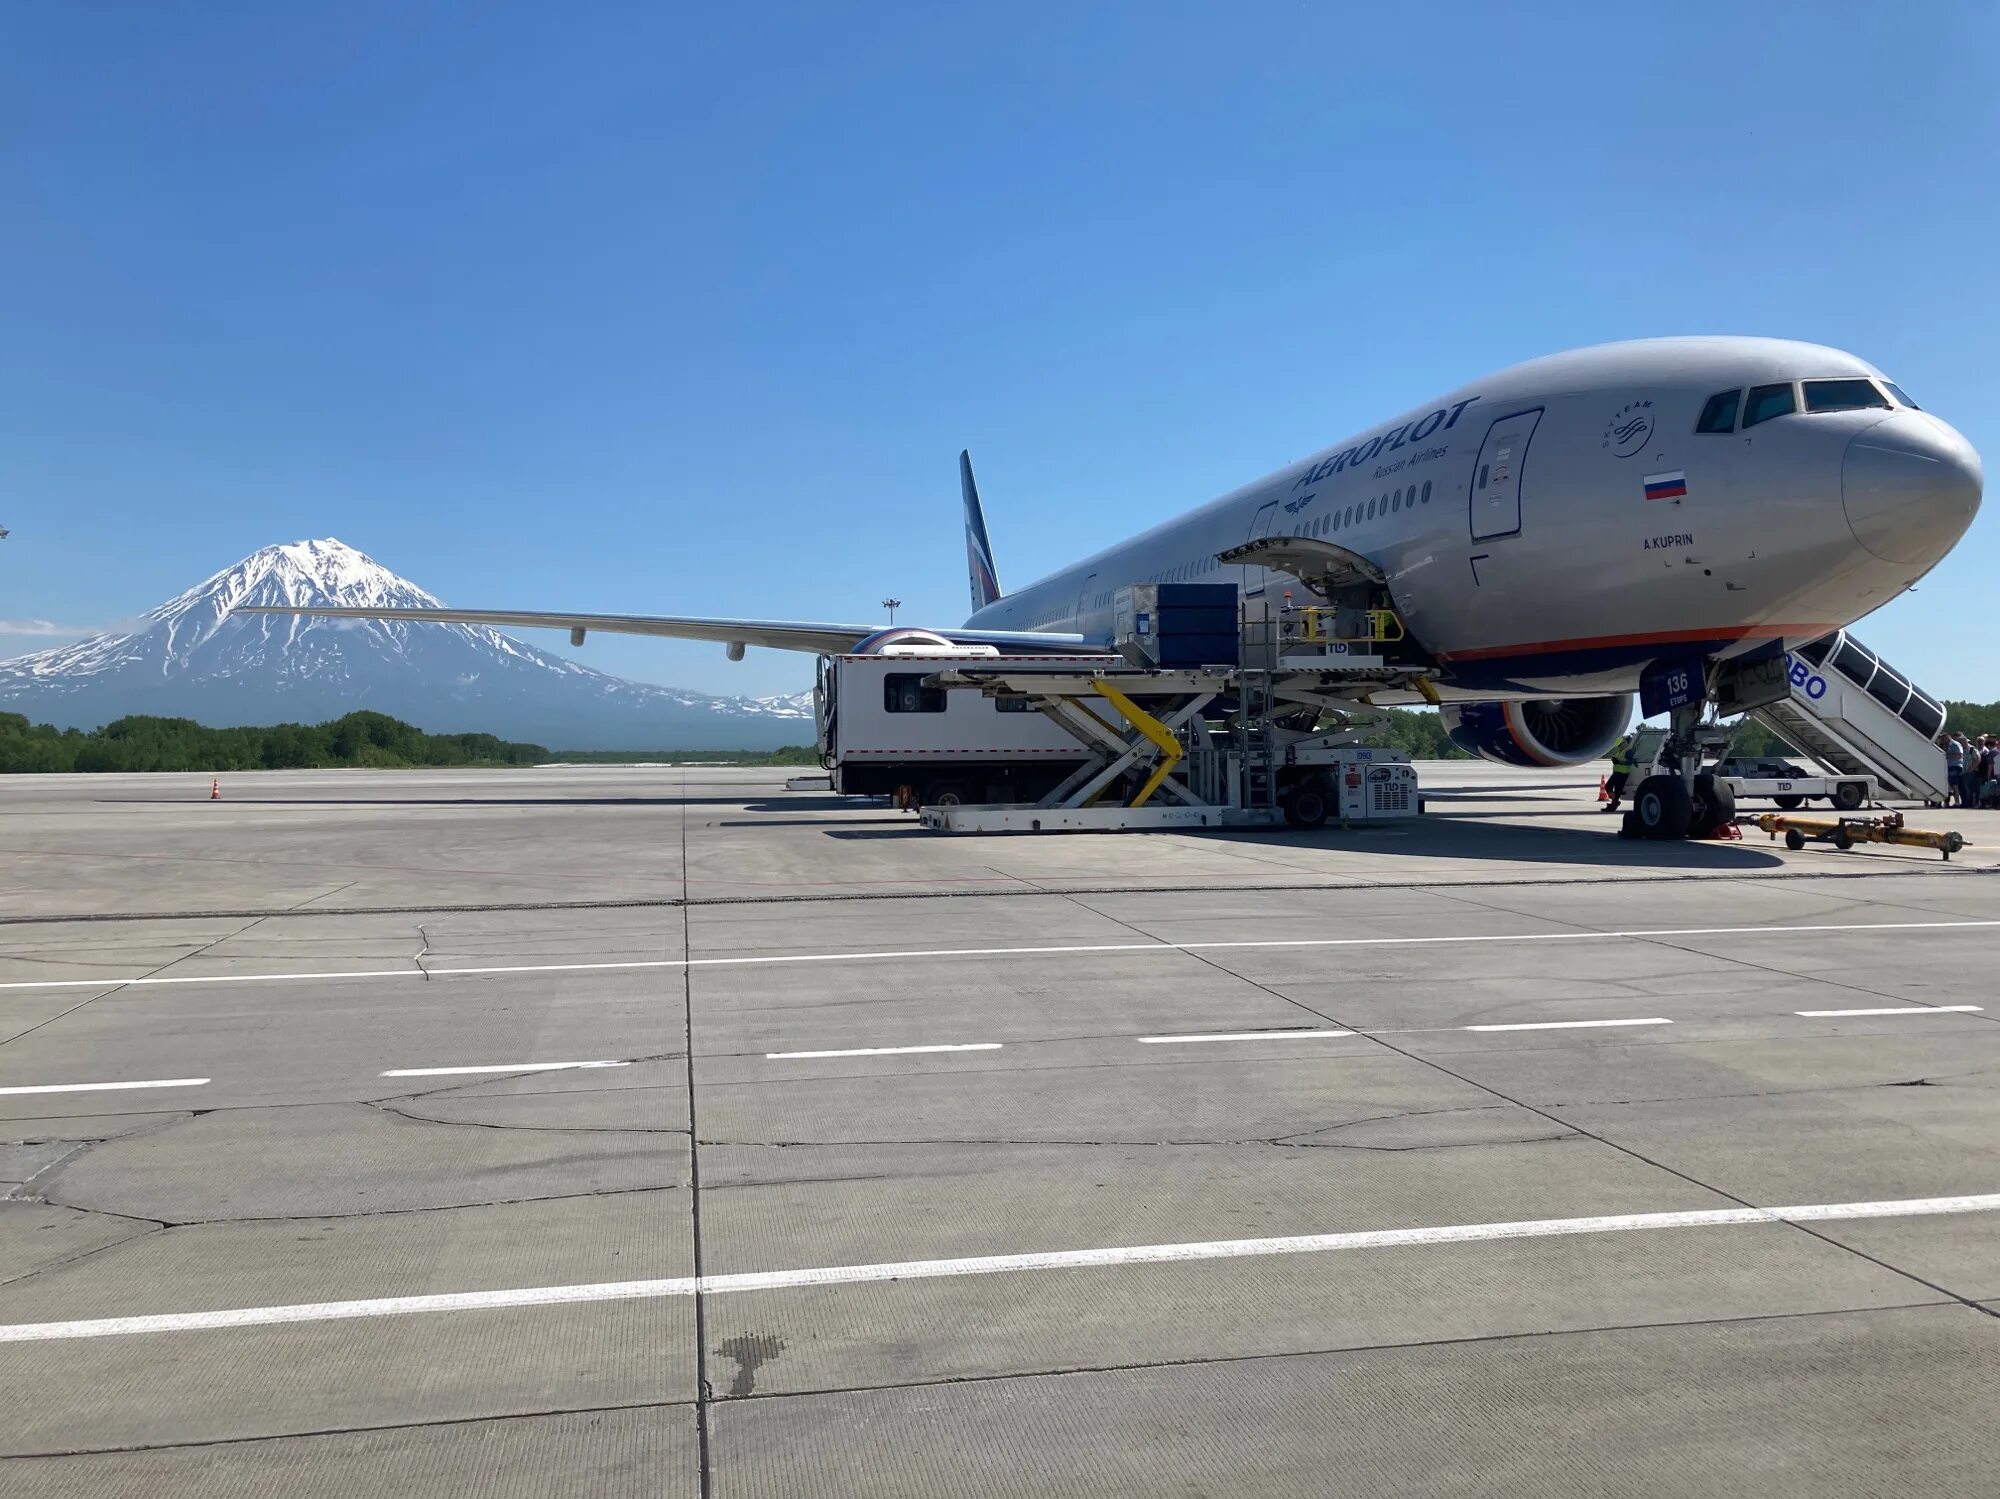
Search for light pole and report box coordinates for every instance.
[881,597,901,625]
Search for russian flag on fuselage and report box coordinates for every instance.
[1643,470,1688,501]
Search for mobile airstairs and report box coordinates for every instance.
[1753,630,1952,805]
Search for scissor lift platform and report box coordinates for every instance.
[913,660,1420,834]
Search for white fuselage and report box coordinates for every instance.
[965,337,1981,701]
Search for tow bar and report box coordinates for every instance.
[1753,810,1967,860]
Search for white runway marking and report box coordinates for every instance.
[1,917,1995,993]
[1794,1006,1985,1018]
[1137,1030,1354,1044]
[0,1077,208,1097]
[1463,1017,1672,1033]
[380,1061,630,1077]
[765,1043,1002,1059]
[2,1191,1993,1343]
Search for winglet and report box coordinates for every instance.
[961,449,1002,612]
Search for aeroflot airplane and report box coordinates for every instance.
[251,337,1979,793]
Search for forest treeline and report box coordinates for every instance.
[0,711,547,772]
[9,698,1992,774]
[1359,706,1471,759]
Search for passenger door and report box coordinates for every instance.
[1469,408,1542,541]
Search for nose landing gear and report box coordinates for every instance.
[1619,692,1739,842]
[1627,769,1736,840]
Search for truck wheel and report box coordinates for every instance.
[1832,781,1866,812]
[1289,784,1330,830]
[924,780,966,808]
[1773,794,1804,811]
[1633,775,1692,840]
[1689,773,1736,837]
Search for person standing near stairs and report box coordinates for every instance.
[1603,732,1638,813]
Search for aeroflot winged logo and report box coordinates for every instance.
[1603,400,1655,458]
[1290,397,1481,489]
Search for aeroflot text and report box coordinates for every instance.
[1292,397,1482,488]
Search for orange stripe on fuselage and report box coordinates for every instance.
[1436,624,1834,664]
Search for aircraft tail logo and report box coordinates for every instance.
[961,450,1002,612]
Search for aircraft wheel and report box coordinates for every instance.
[1832,781,1866,812]
[1633,775,1693,841]
[1689,773,1736,837]
[1289,784,1330,831]
[1773,794,1805,811]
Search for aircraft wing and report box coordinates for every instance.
[234,605,1091,656]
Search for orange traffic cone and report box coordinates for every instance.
[1596,777,1610,803]
[209,778,220,801]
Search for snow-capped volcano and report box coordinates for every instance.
[0,539,815,748]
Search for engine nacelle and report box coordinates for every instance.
[852,627,963,655]
[1440,695,1634,768]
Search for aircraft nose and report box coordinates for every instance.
[1842,412,1983,566]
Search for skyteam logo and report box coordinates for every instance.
[1602,400,1655,458]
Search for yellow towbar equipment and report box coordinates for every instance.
[1752,811,1966,860]
[1090,679,1182,808]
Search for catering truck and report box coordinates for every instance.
[815,650,1114,805]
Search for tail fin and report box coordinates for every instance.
[960,449,1002,612]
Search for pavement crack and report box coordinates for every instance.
[0,911,271,1049]
[1269,1131,1576,1153]
[364,1098,692,1135]
[1171,930,2000,1324]
[1540,1064,2000,1111]
[2,859,1987,925]
[1,1138,95,1200]
[368,1053,689,1107]
[0,1219,166,1291]
[38,1181,685,1230]
[0,1397,699,1460]
[703,1135,1371,1149]
[707,1300,1964,1406]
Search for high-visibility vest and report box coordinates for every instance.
[1609,739,1635,773]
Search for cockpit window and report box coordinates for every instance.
[1694,389,1740,433]
[1742,382,1796,428]
[1883,381,1919,410]
[1803,378,1891,414]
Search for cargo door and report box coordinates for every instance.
[1071,571,1099,628]
[1242,500,1280,592]
[1469,408,1541,541]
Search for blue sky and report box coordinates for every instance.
[3,4,1997,700]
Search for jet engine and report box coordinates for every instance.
[1440,695,1634,769]
[853,627,963,655]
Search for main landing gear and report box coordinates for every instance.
[1621,700,1736,842]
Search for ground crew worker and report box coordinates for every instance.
[1603,731,1637,812]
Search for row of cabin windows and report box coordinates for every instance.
[1297,478,1433,541]
[1074,478,1440,614]
[1694,377,1916,435]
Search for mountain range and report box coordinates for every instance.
[0,539,815,749]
